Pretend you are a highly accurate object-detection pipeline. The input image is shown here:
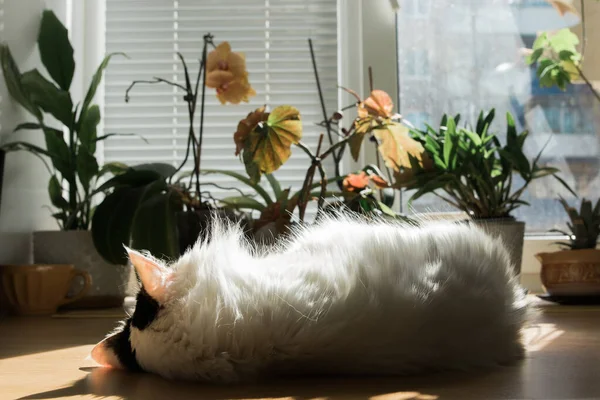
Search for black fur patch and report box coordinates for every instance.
[131,287,161,330]
[107,288,162,372]
[105,321,143,372]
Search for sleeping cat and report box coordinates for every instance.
[91,214,529,383]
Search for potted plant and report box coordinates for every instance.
[91,34,256,265]
[537,197,600,296]
[0,10,133,308]
[399,109,574,275]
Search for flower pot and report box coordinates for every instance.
[536,249,600,296]
[33,230,132,309]
[0,264,91,316]
[469,218,525,276]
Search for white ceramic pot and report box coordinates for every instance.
[33,230,133,308]
[470,219,526,276]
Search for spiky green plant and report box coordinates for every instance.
[404,109,575,219]
[551,197,600,250]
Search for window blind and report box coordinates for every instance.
[103,0,339,209]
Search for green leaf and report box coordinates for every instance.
[220,196,266,211]
[20,69,73,126]
[265,173,282,199]
[0,140,51,157]
[548,28,579,55]
[94,132,149,143]
[98,162,129,178]
[43,127,71,178]
[526,47,544,65]
[37,10,75,91]
[48,175,68,209]
[80,53,126,122]
[506,113,518,149]
[532,32,548,51]
[130,189,181,261]
[95,169,164,193]
[377,201,397,217]
[553,174,577,197]
[0,44,42,120]
[201,169,273,205]
[78,104,101,152]
[463,129,482,146]
[131,163,177,179]
[443,119,455,167]
[91,180,169,264]
[76,146,99,192]
[532,167,560,179]
[548,228,571,236]
[243,144,262,184]
[13,122,42,132]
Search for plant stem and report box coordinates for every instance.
[194,34,212,198]
[576,65,600,104]
[68,126,77,229]
[309,38,343,189]
[124,78,187,102]
[580,0,587,60]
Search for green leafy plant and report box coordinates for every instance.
[526,29,581,91]
[403,109,575,219]
[551,197,600,249]
[0,10,129,229]
[526,0,600,103]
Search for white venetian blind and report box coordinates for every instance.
[103,0,338,205]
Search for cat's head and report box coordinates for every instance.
[90,249,188,375]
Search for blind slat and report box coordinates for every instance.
[105,0,338,217]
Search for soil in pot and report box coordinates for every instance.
[537,249,600,296]
[33,230,133,309]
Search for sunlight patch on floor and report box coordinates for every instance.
[370,392,438,400]
[522,323,565,352]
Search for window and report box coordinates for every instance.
[396,0,599,233]
[401,48,430,77]
[403,0,430,17]
[103,0,338,205]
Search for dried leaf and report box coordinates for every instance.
[234,106,267,155]
[357,90,394,119]
[244,105,302,180]
[373,122,431,185]
[545,0,579,16]
[349,118,379,161]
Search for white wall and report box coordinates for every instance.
[0,0,59,264]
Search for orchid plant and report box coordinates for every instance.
[92,35,256,265]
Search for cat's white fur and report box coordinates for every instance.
[128,215,529,383]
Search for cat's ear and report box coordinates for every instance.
[125,247,172,303]
[90,334,123,369]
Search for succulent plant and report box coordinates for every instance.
[551,197,600,250]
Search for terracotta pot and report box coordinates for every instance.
[536,249,600,296]
[0,264,91,316]
[33,231,133,309]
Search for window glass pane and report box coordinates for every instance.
[396,0,599,234]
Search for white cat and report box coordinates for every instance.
[91,215,529,383]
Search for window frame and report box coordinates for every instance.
[72,0,555,290]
